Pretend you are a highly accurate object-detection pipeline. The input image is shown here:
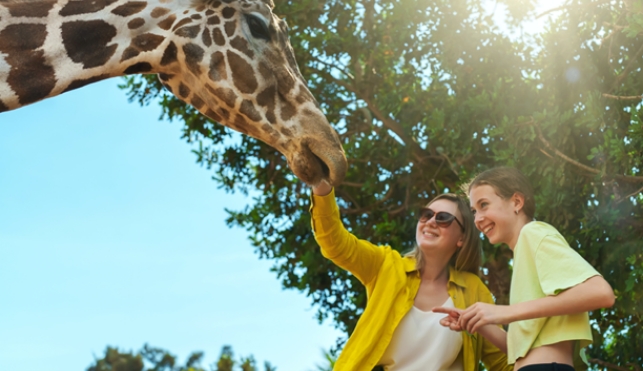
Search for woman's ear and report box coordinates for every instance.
[512,192,525,214]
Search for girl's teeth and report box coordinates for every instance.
[484,226,493,233]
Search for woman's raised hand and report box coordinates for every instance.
[311,179,332,196]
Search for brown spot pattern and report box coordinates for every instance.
[209,86,237,107]
[240,99,262,122]
[60,0,118,16]
[276,68,296,96]
[178,82,190,98]
[175,25,201,38]
[157,15,176,30]
[0,100,8,112]
[160,41,178,66]
[227,51,258,94]
[261,123,280,139]
[172,17,193,31]
[63,74,110,93]
[191,95,205,109]
[158,73,174,81]
[6,2,55,17]
[191,14,202,20]
[207,16,220,25]
[124,62,152,74]
[221,7,236,18]
[258,61,272,81]
[112,1,147,16]
[211,28,225,46]
[121,48,139,61]
[280,127,294,137]
[0,25,54,102]
[256,86,276,124]
[121,33,165,61]
[208,51,227,81]
[217,107,230,120]
[61,20,117,68]
[205,109,222,122]
[205,9,215,16]
[201,28,212,47]
[230,36,254,58]
[232,115,249,134]
[280,99,296,121]
[151,7,171,18]
[182,43,205,75]
[128,18,146,29]
[224,21,236,37]
[0,24,47,51]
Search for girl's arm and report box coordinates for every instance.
[434,307,508,353]
[458,275,615,333]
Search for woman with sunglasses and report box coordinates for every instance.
[309,181,512,371]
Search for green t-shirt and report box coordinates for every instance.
[507,221,599,365]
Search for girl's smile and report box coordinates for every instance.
[469,184,525,249]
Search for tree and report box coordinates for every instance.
[86,344,276,371]
[121,0,642,368]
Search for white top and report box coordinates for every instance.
[379,297,464,371]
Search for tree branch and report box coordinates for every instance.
[536,0,612,19]
[340,183,396,214]
[589,358,640,371]
[535,123,643,184]
[312,66,459,186]
[602,93,643,101]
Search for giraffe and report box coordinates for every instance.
[0,0,346,186]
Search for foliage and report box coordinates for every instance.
[121,0,643,368]
[86,344,276,371]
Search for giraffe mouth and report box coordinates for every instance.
[288,139,346,186]
[304,139,346,186]
[312,153,331,179]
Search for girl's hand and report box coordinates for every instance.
[432,307,464,332]
[458,302,512,333]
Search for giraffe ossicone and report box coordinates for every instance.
[0,0,347,186]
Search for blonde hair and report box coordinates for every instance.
[405,193,481,275]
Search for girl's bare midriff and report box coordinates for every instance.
[515,340,574,370]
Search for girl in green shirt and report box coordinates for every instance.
[434,167,615,371]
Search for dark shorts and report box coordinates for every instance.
[518,363,575,371]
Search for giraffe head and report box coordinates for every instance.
[150,0,347,185]
[0,0,346,186]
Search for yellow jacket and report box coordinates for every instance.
[311,190,512,371]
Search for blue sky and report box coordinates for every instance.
[0,79,342,371]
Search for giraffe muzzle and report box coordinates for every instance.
[289,137,347,187]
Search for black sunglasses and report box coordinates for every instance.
[418,208,465,231]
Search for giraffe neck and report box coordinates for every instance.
[0,0,195,111]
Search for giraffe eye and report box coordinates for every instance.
[245,14,270,41]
